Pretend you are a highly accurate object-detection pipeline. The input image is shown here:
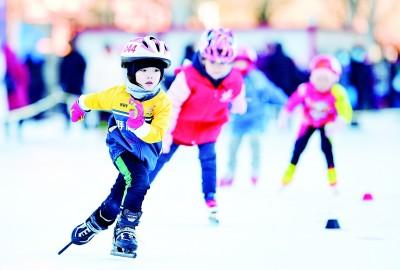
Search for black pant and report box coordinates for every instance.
[290,126,334,168]
[95,152,150,226]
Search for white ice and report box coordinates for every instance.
[0,110,399,270]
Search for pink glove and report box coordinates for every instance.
[70,100,86,122]
[126,99,145,129]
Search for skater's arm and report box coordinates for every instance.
[165,72,191,132]
[129,93,172,143]
[332,84,352,124]
[230,84,247,114]
[79,86,120,111]
[284,84,307,113]
[277,84,306,128]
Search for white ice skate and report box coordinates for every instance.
[206,199,219,225]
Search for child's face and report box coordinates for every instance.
[203,58,233,80]
[310,68,339,92]
[135,67,162,90]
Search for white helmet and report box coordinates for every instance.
[121,35,172,68]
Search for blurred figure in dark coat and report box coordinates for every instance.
[257,42,307,96]
[59,38,87,126]
[25,51,46,119]
[349,45,375,110]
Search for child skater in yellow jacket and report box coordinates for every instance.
[63,36,172,258]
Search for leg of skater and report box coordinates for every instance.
[249,132,261,185]
[319,127,337,186]
[198,142,219,224]
[220,133,243,187]
[69,173,126,247]
[111,152,151,258]
[282,125,315,185]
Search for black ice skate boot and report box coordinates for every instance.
[111,209,142,258]
[71,210,109,245]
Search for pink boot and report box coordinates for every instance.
[250,176,258,186]
[206,198,217,208]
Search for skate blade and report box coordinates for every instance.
[110,247,137,259]
[209,217,220,225]
[208,212,220,225]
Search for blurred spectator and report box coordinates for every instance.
[2,43,29,138]
[25,50,47,119]
[256,42,307,96]
[2,43,29,111]
[84,43,120,127]
[388,54,400,107]
[182,43,195,64]
[58,38,87,126]
[349,45,375,110]
[0,45,6,126]
[335,49,358,108]
[371,53,391,109]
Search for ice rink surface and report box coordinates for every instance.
[0,110,399,270]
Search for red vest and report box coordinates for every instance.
[172,65,243,145]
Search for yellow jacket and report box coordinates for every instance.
[80,85,172,169]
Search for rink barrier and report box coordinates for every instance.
[4,90,68,123]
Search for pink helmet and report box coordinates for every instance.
[235,46,257,63]
[198,28,236,64]
[121,35,172,68]
[310,54,342,75]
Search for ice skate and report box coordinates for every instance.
[58,209,110,255]
[110,209,142,258]
[205,194,219,225]
[111,245,137,259]
[208,206,219,225]
[281,164,296,186]
[327,168,340,195]
[327,167,337,186]
[71,211,107,245]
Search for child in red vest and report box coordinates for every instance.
[149,28,246,224]
[278,55,352,187]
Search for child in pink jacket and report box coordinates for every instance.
[279,55,352,187]
[149,28,246,224]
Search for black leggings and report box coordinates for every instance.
[94,152,150,228]
[290,126,334,168]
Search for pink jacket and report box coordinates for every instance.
[168,65,246,145]
[285,82,339,128]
